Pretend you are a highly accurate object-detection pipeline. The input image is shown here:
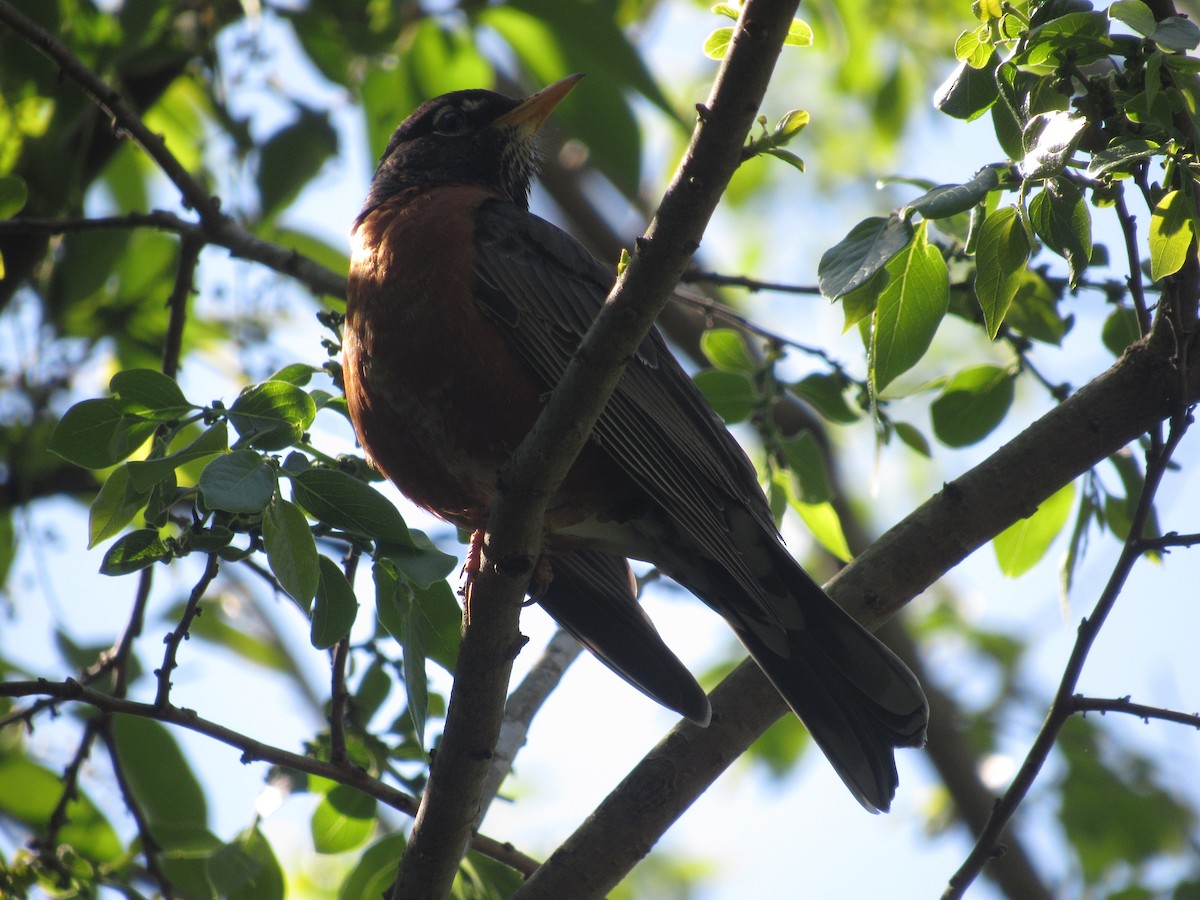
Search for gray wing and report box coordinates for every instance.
[471,200,778,606]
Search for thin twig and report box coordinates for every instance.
[98,721,176,898]
[162,234,203,380]
[683,269,823,294]
[155,553,220,707]
[942,400,1191,898]
[0,1,219,221]
[1074,695,1200,729]
[1114,186,1152,334]
[0,678,541,877]
[329,549,360,767]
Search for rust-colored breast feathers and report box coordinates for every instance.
[345,185,545,530]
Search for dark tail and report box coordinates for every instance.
[537,550,712,726]
[725,542,927,812]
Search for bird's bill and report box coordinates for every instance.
[495,74,584,133]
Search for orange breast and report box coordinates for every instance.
[345,185,546,531]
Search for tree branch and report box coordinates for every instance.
[515,304,1200,897]
[944,413,1191,897]
[0,678,540,876]
[390,2,802,896]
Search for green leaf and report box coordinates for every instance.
[774,109,809,141]
[893,421,932,457]
[198,450,277,514]
[701,328,758,373]
[791,372,860,424]
[1006,271,1072,346]
[792,501,852,563]
[89,465,151,548]
[1022,12,1111,67]
[818,216,914,300]
[763,147,806,172]
[1108,0,1157,37]
[934,56,999,121]
[1029,178,1092,287]
[100,528,171,575]
[263,497,319,612]
[0,753,122,862]
[126,421,229,492]
[407,578,462,673]
[1059,718,1196,884]
[312,555,359,650]
[930,365,1015,447]
[257,108,339,220]
[311,785,376,854]
[781,432,831,504]
[208,826,284,900]
[1102,306,1143,355]
[404,17,493,98]
[268,362,321,386]
[49,398,157,469]
[177,599,292,674]
[1153,16,1200,51]
[228,381,318,451]
[901,166,1000,221]
[693,369,758,424]
[289,467,412,545]
[974,205,1031,338]
[112,717,208,831]
[374,563,429,745]
[712,3,740,20]
[0,174,28,218]
[784,18,814,47]
[955,26,995,68]
[110,368,193,419]
[1148,190,1197,281]
[340,833,406,900]
[704,26,734,58]
[870,221,950,393]
[1019,111,1088,179]
[378,529,457,589]
[993,481,1075,576]
[839,269,888,331]
[1086,138,1162,178]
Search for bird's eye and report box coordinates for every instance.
[432,106,468,135]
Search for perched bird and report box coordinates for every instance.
[344,75,928,812]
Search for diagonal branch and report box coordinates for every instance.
[515,296,1200,897]
[389,1,803,897]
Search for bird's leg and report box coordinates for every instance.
[462,529,487,625]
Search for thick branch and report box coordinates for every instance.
[390,2,802,896]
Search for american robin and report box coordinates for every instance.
[344,75,928,812]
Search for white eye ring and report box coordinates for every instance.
[433,105,467,135]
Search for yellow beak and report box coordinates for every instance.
[495,74,585,133]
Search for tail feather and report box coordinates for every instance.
[536,550,712,726]
[729,544,927,812]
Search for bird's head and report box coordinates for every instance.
[362,75,583,215]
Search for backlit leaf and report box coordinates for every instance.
[993,481,1075,576]
[930,364,1015,447]
[870,221,950,393]
[312,555,359,649]
[263,497,319,612]
[1148,190,1196,281]
[974,205,1030,338]
[818,216,913,300]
